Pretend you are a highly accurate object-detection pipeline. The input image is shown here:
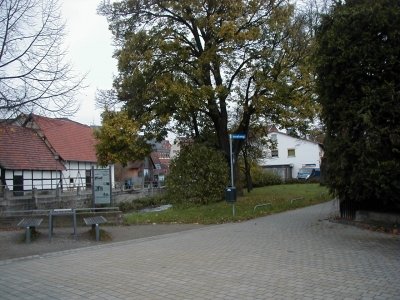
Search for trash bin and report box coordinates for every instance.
[225,187,237,203]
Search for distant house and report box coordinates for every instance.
[152,140,171,164]
[170,137,193,159]
[150,140,171,184]
[115,157,154,189]
[150,152,167,186]
[115,140,171,189]
[259,127,324,180]
[0,114,113,193]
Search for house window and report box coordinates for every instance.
[270,134,278,157]
[288,148,296,157]
[85,170,92,188]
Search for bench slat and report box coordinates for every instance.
[83,216,107,226]
[18,218,43,228]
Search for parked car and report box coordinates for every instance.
[297,167,320,181]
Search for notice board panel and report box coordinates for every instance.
[92,167,112,205]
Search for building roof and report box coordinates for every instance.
[127,161,143,169]
[30,115,97,162]
[0,124,65,171]
[269,130,323,147]
[150,152,162,165]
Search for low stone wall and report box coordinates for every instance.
[355,210,400,225]
[113,187,165,205]
[0,187,165,212]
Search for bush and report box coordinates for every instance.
[285,178,320,184]
[251,166,282,187]
[166,143,229,205]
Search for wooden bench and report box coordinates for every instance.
[17,217,43,243]
[83,216,107,241]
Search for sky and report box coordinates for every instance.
[61,0,117,126]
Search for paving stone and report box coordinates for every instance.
[0,201,399,299]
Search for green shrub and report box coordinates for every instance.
[166,143,229,205]
[284,178,303,184]
[251,166,282,187]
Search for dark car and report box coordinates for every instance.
[297,167,320,181]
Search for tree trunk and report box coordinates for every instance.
[243,145,253,192]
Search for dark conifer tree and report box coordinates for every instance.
[315,0,400,212]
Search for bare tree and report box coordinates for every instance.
[0,0,85,119]
[95,89,120,110]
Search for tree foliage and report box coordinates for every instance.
[94,110,151,166]
[166,143,229,205]
[98,0,318,168]
[315,0,400,211]
[239,125,270,192]
[0,0,84,119]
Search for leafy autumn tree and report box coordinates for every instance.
[315,0,400,212]
[0,0,85,119]
[98,0,318,174]
[95,110,151,166]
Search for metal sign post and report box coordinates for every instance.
[227,133,246,216]
[229,134,234,187]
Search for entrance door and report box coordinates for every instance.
[13,175,23,196]
[85,170,92,188]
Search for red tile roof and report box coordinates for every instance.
[32,115,97,162]
[0,124,65,171]
[150,152,162,165]
[127,161,143,169]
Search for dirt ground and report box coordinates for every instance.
[0,224,207,261]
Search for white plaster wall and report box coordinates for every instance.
[4,170,59,191]
[61,161,115,190]
[61,161,96,189]
[170,143,180,159]
[2,163,115,191]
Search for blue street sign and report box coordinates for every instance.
[230,133,246,140]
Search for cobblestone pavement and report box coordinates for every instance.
[0,224,206,260]
[0,201,399,300]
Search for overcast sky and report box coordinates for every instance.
[61,0,117,126]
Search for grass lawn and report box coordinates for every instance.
[123,183,331,225]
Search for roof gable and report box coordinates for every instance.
[0,124,65,171]
[31,115,97,162]
[270,131,322,147]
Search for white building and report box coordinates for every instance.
[0,114,114,193]
[259,129,324,180]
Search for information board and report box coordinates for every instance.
[92,167,112,205]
